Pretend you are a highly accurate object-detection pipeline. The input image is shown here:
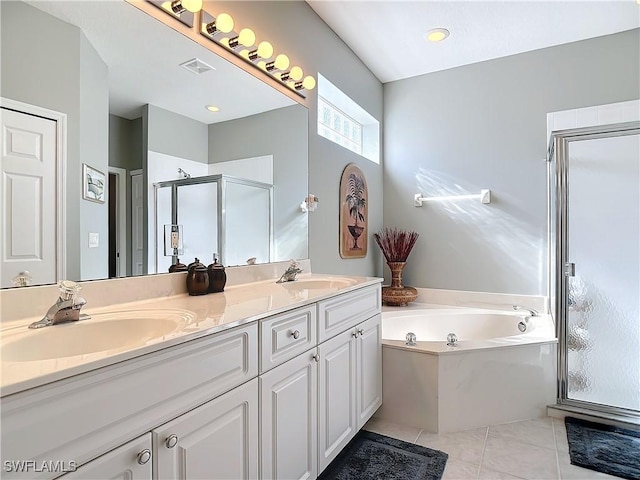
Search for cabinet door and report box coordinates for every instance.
[317,329,357,473]
[260,350,317,480]
[356,314,382,428]
[57,434,152,479]
[154,379,258,480]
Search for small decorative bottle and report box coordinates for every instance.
[168,258,188,273]
[207,253,227,293]
[186,258,209,296]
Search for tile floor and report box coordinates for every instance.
[364,416,620,480]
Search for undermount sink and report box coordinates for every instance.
[279,277,356,290]
[2,309,195,362]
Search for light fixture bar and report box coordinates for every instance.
[414,189,491,206]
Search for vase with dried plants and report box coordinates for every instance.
[374,228,419,306]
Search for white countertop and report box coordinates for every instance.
[0,274,381,397]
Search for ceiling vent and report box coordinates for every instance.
[179,58,215,74]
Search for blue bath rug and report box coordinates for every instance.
[318,430,448,480]
[565,416,640,480]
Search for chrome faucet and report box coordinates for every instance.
[29,281,90,329]
[512,305,539,317]
[276,260,302,283]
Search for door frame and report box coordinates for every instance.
[0,97,67,281]
[108,166,127,277]
[549,120,640,418]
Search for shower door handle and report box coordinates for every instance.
[564,262,575,277]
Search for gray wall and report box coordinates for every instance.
[109,115,143,276]
[212,1,384,277]
[147,104,208,163]
[208,105,309,262]
[384,29,640,295]
[1,1,108,282]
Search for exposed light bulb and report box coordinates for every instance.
[257,61,268,71]
[266,54,290,71]
[256,41,274,59]
[206,13,234,35]
[426,28,450,42]
[216,13,234,33]
[295,75,316,91]
[289,66,303,81]
[181,0,202,13]
[231,28,255,48]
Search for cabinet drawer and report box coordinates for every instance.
[0,323,258,480]
[317,285,381,343]
[260,305,316,373]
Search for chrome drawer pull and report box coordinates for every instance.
[137,449,152,465]
[166,434,178,449]
[290,330,300,340]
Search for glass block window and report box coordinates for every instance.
[316,73,379,164]
[318,96,363,156]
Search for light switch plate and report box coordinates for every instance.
[89,232,99,248]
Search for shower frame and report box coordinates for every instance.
[153,174,274,270]
[548,120,640,421]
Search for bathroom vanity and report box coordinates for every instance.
[0,275,382,479]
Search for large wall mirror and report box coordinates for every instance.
[0,0,309,289]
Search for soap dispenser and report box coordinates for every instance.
[186,258,209,296]
[207,253,227,293]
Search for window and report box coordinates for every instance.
[317,73,379,163]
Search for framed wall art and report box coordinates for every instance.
[339,163,368,258]
[82,164,105,203]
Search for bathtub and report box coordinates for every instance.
[375,305,557,433]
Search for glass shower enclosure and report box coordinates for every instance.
[154,175,273,272]
[549,121,640,419]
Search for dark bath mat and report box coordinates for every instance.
[565,416,640,480]
[318,430,448,480]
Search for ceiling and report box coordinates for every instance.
[26,1,294,124]
[306,0,640,83]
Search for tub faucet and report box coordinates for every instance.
[277,260,302,283]
[29,281,89,329]
[512,305,539,317]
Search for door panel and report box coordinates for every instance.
[564,133,640,412]
[1,108,57,287]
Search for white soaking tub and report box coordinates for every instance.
[375,305,557,433]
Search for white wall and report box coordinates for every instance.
[383,29,640,295]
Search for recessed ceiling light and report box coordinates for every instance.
[206,105,220,112]
[426,28,450,42]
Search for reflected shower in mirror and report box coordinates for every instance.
[0,0,308,288]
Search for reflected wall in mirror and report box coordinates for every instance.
[0,0,309,288]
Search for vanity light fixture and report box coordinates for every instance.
[197,9,315,97]
[426,28,450,42]
[152,0,197,26]
[171,0,202,14]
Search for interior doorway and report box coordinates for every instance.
[108,166,127,278]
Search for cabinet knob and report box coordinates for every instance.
[312,353,320,362]
[137,449,152,465]
[357,328,364,336]
[290,330,300,340]
[352,330,358,337]
[165,434,179,449]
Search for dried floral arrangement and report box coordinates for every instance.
[373,228,419,263]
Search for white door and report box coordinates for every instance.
[0,107,57,287]
[130,171,144,275]
[356,314,383,428]
[154,379,258,480]
[260,350,317,480]
[59,434,152,479]
[318,329,357,473]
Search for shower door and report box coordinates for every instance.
[551,121,640,417]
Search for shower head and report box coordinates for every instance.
[178,168,191,179]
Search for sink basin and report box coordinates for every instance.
[2,309,195,362]
[280,277,356,290]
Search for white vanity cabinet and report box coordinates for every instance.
[259,349,318,480]
[153,378,258,480]
[56,434,152,480]
[1,281,381,480]
[317,313,382,472]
